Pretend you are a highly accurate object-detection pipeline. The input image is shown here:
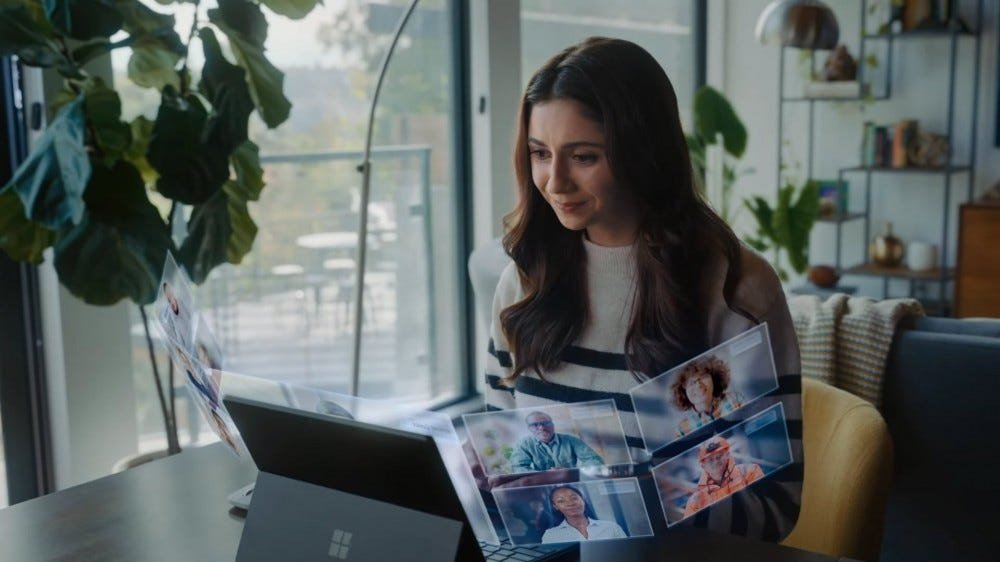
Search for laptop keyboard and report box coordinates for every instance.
[479,540,569,561]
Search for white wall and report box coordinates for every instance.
[718,0,1000,300]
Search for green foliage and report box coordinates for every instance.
[688,85,748,225]
[744,180,821,281]
[0,0,318,306]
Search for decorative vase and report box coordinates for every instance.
[807,264,840,287]
[870,222,905,267]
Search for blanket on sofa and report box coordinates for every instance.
[787,294,924,407]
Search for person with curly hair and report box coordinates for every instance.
[671,356,744,437]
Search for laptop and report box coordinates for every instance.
[224,395,578,562]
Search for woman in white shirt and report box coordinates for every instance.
[541,485,626,543]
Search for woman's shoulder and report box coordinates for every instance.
[495,261,525,307]
[723,245,784,321]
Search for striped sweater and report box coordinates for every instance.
[485,237,803,542]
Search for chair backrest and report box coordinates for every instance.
[781,377,893,562]
[879,321,1000,562]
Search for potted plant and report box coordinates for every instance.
[744,180,821,282]
[0,0,319,455]
[687,85,750,225]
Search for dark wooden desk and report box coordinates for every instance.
[0,444,256,561]
[0,444,852,561]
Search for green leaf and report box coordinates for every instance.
[46,0,123,40]
[771,184,795,247]
[123,115,157,186]
[2,95,89,229]
[199,27,253,153]
[117,0,184,52]
[744,196,775,242]
[82,76,132,166]
[147,86,229,204]
[693,86,747,158]
[127,36,181,90]
[230,140,263,201]
[70,37,110,64]
[53,160,173,305]
[209,8,291,128]
[785,180,820,274]
[0,189,57,263]
[177,139,264,282]
[258,0,321,20]
[216,0,267,44]
[0,1,65,67]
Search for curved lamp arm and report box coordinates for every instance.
[351,0,421,396]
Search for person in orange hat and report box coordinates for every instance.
[683,436,764,518]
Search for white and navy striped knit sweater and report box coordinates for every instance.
[484,237,804,542]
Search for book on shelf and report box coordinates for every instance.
[803,80,861,98]
[817,179,849,218]
[892,120,918,168]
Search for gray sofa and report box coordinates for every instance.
[879,316,1000,562]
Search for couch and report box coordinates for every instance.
[879,316,1000,562]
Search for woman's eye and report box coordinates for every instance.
[572,153,598,163]
[529,149,551,160]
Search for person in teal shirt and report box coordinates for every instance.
[510,412,604,473]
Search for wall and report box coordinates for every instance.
[718,0,1000,300]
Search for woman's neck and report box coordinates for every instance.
[565,514,590,536]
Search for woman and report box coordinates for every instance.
[672,356,744,437]
[541,486,626,543]
[484,37,803,541]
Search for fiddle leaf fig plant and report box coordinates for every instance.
[687,85,750,225]
[745,180,821,281]
[0,0,320,454]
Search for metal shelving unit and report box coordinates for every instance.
[777,0,985,315]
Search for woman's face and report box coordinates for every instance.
[551,488,585,518]
[527,99,638,247]
[684,372,714,412]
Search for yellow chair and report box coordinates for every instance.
[781,377,893,561]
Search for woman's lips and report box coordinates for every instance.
[555,201,585,213]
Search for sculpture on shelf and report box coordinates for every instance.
[821,45,857,81]
[870,222,905,267]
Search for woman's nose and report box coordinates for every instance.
[545,157,573,194]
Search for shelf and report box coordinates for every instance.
[841,263,955,281]
[839,165,971,174]
[863,29,976,41]
[789,283,858,297]
[782,95,889,103]
[816,212,867,224]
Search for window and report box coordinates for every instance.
[520,0,699,126]
[115,0,469,453]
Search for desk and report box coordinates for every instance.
[0,444,853,561]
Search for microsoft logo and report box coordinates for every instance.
[328,529,353,559]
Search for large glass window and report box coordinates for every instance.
[520,0,698,126]
[114,0,466,453]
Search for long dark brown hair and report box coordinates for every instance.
[501,37,749,383]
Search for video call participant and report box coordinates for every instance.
[510,412,604,473]
[672,356,744,437]
[482,36,803,540]
[683,437,764,518]
[541,486,626,543]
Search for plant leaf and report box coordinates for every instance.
[230,140,263,201]
[127,36,181,90]
[209,8,291,128]
[693,86,747,158]
[147,86,228,204]
[0,1,65,67]
[744,196,775,242]
[123,115,157,186]
[70,36,110,65]
[82,76,132,166]
[258,0,321,20]
[53,160,173,305]
[785,180,820,274]
[46,0,123,40]
[198,26,254,154]
[216,0,267,44]
[0,188,57,263]
[1,95,89,229]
